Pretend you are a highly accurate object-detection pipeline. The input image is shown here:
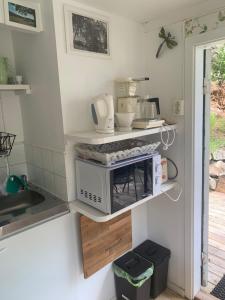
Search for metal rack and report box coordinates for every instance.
[0,132,16,157]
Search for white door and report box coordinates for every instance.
[201,48,212,287]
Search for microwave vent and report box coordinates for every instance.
[80,189,102,203]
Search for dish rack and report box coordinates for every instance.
[75,139,160,166]
[0,132,16,157]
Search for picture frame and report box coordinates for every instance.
[3,0,43,32]
[0,0,4,24]
[64,5,110,57]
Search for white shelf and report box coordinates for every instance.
[0,85,31,94]
[69,181,176,222]
[66,124,176,145]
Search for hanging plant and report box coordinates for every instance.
[156,27,178,58]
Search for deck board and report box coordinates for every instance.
[206,192,225,293]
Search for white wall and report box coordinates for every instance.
[145,23,186,294]
[0,26,27,182]
[144,6,225,297]
[12,0,64,151]
[11,0,67,200]
[52,1,149,299]
[53,0,148,133]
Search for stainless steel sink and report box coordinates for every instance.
[0,190,45,216]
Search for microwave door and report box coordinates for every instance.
[111,165,139,213]
[137,159,153,198]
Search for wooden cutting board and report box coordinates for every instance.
[80,211,132,278]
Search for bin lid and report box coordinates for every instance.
[114,251,153,278]
[134,240,171,267]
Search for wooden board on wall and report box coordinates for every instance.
[80,211,132,278]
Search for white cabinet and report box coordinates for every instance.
[0,214,77,300]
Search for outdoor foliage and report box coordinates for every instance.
[210,46,225,154]
[210,112,225,153]
[212,46,225,85]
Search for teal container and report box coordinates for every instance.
[0,57,8,84]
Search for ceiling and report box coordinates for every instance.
[76,0,209,23]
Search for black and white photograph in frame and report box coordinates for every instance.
[4,0,42,32]
[64,5,110,57]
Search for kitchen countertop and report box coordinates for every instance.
[0,185,69,240]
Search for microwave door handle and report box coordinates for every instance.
[133,166,138,201]
[143,161,148,194]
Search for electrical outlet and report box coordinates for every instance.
[173,99,184,116]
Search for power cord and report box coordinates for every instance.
[160,123,176,150]
[164,183,183,202]
[162,157,182,202]
[166,157,178,180]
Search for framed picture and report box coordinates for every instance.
[3,0,43,32]
[0,0,4,23]
[64,5,110,57]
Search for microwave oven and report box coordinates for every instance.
[76,153,161,214]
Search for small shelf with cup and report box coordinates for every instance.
[65,124,177,145]
[0,84,31,95]
[69,181,176,222]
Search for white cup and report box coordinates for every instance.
[115,112,135,132]
[16,75,23,84]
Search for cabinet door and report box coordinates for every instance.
[0,214,76,300]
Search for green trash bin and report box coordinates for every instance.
[113,251,154,300]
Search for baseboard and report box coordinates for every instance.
[168,281,185,298]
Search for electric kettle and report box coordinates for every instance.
[91,94,114,134]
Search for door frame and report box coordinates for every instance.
[184,27,225,299]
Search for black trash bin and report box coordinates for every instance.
[113,251,154,300]
[134,240,171,299]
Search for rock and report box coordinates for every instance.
[209,177,217,191]
[212,149,225,161]
[216,175,225,193]
[209,161,225,177]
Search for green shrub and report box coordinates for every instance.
[210,112,225,153]
[212,46,225,85]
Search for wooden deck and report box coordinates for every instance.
[206,191,225,293]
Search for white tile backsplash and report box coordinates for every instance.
[42,149,53,173]
[43,170,55,194]
[26,145,67,200]
[0,167,7,182]
[25,144,33,164]
[54,174,67,201]
[32,147,43,169]
[1,93,24,141]
[0,156,6,168]
[8,143,26,165]
[0,91,66,198]
[0,138,67,200]
[0,92,27,182]
[53,152,65,176]
[32,166,44,187]
[9,163,28,176]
